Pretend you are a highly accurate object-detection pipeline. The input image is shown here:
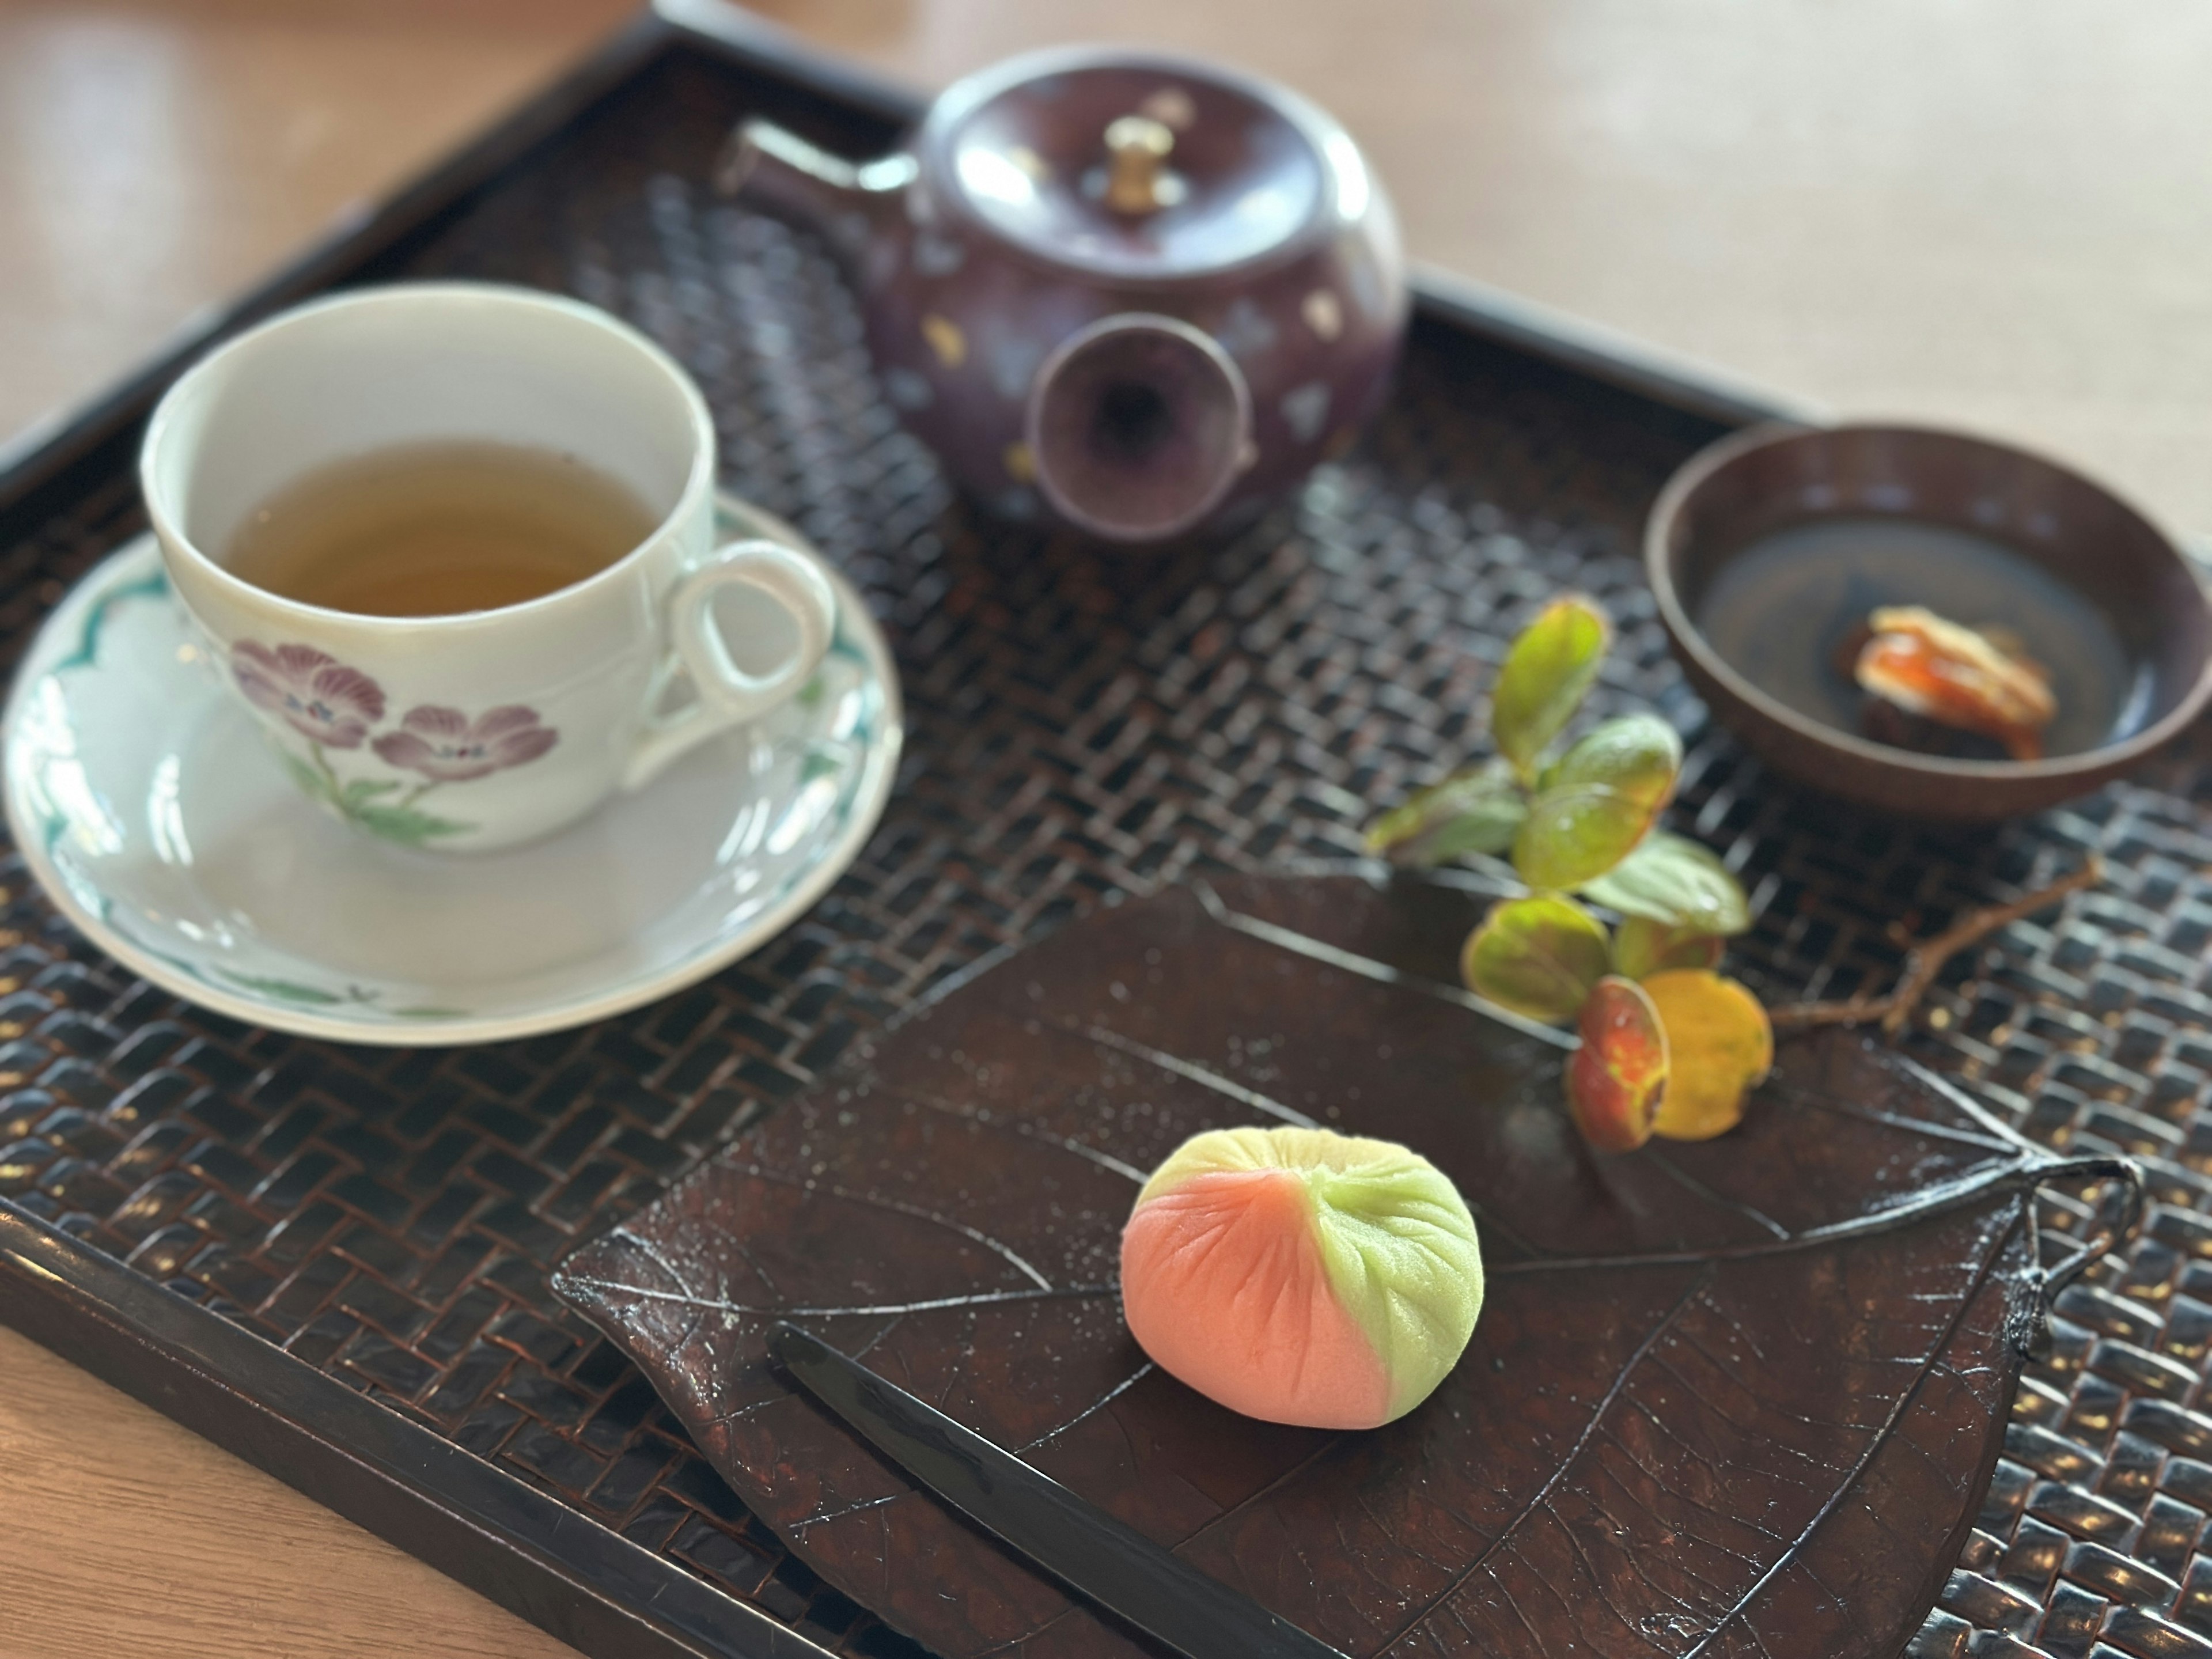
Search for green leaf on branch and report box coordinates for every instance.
[1544,714,1683,803]
[1612,914,1724,979]
[1364,758,1528,867]
[1491,596,1610,781]
[1511,713,1682,889]
[1579,829,1750,936]
[1460,893,1611,1025]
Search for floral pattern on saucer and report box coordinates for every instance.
[232,642,561,846]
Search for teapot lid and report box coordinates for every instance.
[919,48,1368,283]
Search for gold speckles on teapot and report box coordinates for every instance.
[719,48,1407,544]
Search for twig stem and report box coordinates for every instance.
[1769,855,2103,1037]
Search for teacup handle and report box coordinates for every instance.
[622,539,837,792]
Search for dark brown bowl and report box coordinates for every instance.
[1645,422,2212,820]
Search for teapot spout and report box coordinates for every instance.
[1025,314,1253,544]
[717,119,916,263]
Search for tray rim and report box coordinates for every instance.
[0,5,1815,1658]
[0,1201,833,1659]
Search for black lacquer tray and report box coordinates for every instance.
[3,7,2210,1659]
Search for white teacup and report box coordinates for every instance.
[140,282,835,853]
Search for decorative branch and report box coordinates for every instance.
[1768,856,2103,1038]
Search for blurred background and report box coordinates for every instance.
[5,0,2211,529]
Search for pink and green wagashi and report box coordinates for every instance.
[1119,1126,1484,1431]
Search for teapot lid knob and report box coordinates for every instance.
[1103,115,1184,214]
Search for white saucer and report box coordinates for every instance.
[2,497,901,1045]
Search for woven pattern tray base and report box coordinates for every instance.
[3,37,2211,1659]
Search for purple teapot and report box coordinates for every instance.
[720,48,1407,544]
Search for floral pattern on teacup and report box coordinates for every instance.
[373,705,559,781]
[233,642,387,748]
[230,641,562,846]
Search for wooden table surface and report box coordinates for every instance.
[3,1,2208,1654]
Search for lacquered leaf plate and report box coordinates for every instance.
[555,873,2122,1659]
